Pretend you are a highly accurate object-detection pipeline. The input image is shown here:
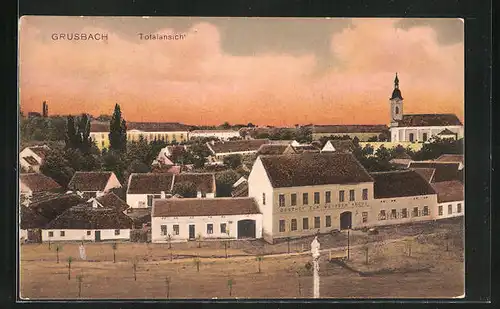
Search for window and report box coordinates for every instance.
[48,231,54,237]
[279,194,285,207]
[207,224,214,234]
[402,208,408,218]
[302,218,309,230]
[279,220,286,232]
[339,190,345,202]
[291,219,297,231]
[101,141,105,147]
[101,134,105,139]
[326,215,331,227]
[391,209,397,219]
[161,225,167,236]
[291,193,297,206]
[115,229,120,235]
[154,194,161,199]
[362,212,368,223]
[325,191,331,203]
[423,206,429,216]
[379,210,386,220]
[409,133,414,142]
[87,231,91,236]
[448,204,452,214]
[349,190,355,201]
[362,189,368,200]
[147,195,154,207]
[262,193,266,205]
[438,206,443,216]
[220,223,227,234]
[172,225,179,235]
[303,193,309,205]
[60,231,65,237]
[457,203,462,213]
[314,217,320,228]
[201,192,206,198]
[150,134,154,140]
[423,133,428,142]
[413,207,419,217]
[314,192,320,204]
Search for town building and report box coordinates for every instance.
[87,192,130,213]
[388,73,464,142]
[321,140,355,153]
[434,154,464,170]
[67,171,122,200]
[189,130,241,141]
[231,177,248,197]
[89,122,190,149]
[20,205,49,242]
[248,152,374,243]
[256,144,297,156]
[19,145,51,173]
[151,197,262,243]
[369,170,438,226]
[292,144,321,154]
[311,125,388,141]
[431,180,464,219]
[20,173,62,198]
[206,139,270,164]
[408,162,462,183]
[42,204,134,242]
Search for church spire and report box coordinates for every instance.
[390,72,403,100]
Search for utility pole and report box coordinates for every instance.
[347,229,350,260]
[311,236,320,299]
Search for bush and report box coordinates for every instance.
[130,229,148,242]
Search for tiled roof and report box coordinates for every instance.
[431,180,464,203]
[127,173,174,194]
[391,151,412,160]
[398,114,462,127]
[435,154,464,165]
[90,121,110,132]
[172,173,216,193]
[68,172,114,192]
[20,206,50,229]
[128,122,190,132]
[312,125,388,134]
[96,192,130,212]
[411,168,436,183]
[191,130,240,134]
[259,153,373,188]
[151,164,182,174]
[371,170,436,198]
[231,181,249,197]
[22,156,40,165]
[438,128,457,135]
[29,193,83,222]
[29,146,50,159]
[20,173,62,192]
[325,140,355,153]
[152,197,261,217]
[292,145,321,153]
[209,139,269,154]
[257,144,293,156]
[408,162,461,182]
[46,205,134,229]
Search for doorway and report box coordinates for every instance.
[340,211,352,230]
[237,219,256,239]
[95,230,101,242]
[189,224,195,239]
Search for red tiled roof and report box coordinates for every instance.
[259,153,373,188]
[431,180,464,203]
[127,173,174,194]
[371,170,436,198]
[20,174,62,192]
[398,114,462,127]
[325,140,356,153]
[408,162,461,182]
[435,154,464,165]
[46,205,134,229]
[68,172,115,192]
[209,139,269,154]
[96,192,130,212]
[411,168,436,183]
[128,122,190,132]
[152,197,261,217]
[312,125,388,134]
[172,173,216,194]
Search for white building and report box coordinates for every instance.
[151,197,262,243]
[20,173,62,198]
[19,145,51,173]
[431,180,464,219]
[67,171,122,200]
[190,130,241,141]
[388,73,464,143]
[206,139,270,164]
[42,204,134,242]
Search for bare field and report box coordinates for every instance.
[20,219,464,299]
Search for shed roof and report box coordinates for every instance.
[152,197,261,217]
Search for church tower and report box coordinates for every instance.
[389,73,403,127]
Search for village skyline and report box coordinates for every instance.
[19,17,464,126]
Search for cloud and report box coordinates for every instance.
[19,17,463,126]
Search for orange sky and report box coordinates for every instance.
[19,17,464,126]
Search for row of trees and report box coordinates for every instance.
[255,126,313,143]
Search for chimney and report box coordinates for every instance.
[92,199,99,208]
[161,191,166,199]
[210,140,215,145]
[95,191,105,198]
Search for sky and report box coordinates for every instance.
[19,17,464,126]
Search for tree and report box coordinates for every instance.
[247,123,256,127]
[220,122,231,129]
[132,257,138,281]
[67,256,73,280]
[367,136,378,142]
[165,276,171,298]
[167,234,172,249]
[109,104,127,152]
[295,126,312,143]
[65,116,79,149]
[352,136,360,148]
[111,242,118,263]
[413,137,463,161]
[196,233,203,248]
[102,150,127,182]
[256,255,264,273]
[223,154,242,169]
[127,159,151,174]
[189,142,211,168]
[76,274,84,298]
[172,181,197,198]
[40,149,75,187]
[96,114,112,122]
[55,245,62,263]
[77,113,93,154]
[193,257,201,272]
[227,278,234,296]
[215,170,240,197]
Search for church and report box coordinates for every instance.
[388,74,463,143]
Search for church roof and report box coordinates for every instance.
[398,114,462,127]
[391,88,403,100]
